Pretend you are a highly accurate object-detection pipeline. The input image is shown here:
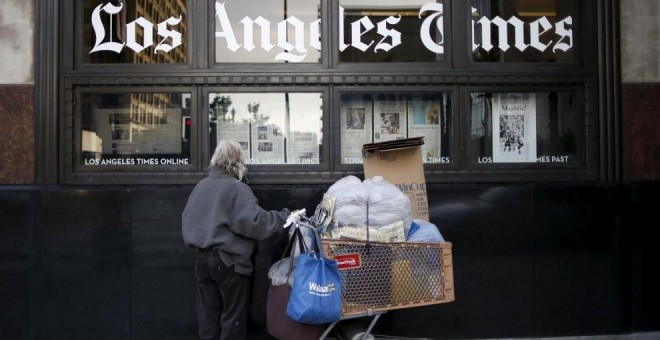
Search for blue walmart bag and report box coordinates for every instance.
[286,229,342,324]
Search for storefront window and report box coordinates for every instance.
[469,91,577,164]
[82,0,188,64]
[339,0,447,63]
[214,0,322,63]
[471,0,574,62]
[80,92,192,167]
[208,92,323,164]
[340,92,452,164]
[61,0,599,184]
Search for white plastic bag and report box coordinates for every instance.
[364,176,412,233]
[327,175,369,226]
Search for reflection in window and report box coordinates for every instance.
[214,0,321,63]
[83,0,187,64]
[340,92,452,164]
[209,93,323,164]
[471,0,573,62]
[339,0,446,62]
[470,92,577,164]
[80,92,191,166]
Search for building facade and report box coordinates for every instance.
[1,0,659,339]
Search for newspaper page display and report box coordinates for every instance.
[408,97,443,163]
[340,99,373,164]
[492,93,537,163]
[374,100,407,142]
[217,121,251,154]
[250,123,286,164]
[287,131,320,164]
[340,93,452,165]
[96,108,182,155]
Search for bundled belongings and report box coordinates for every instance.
[328,221,406,243]
[317,168,454,317]
[326,175,368,228]
[321,238,454,316]
[270,210,315,286]
[286,229,342,325]
[324,175,412,242]
[363,176,413,233]
[266,223,326,340]
[362,136,429,220]
[313,194,335,228]
[406,219,445,243]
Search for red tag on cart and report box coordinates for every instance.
[333,253,362,270]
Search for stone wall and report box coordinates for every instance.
[621,0,660,180]
[0,87,34,184]
[0,0,34,84]
[0,0,34,184]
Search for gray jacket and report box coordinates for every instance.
[182,167,290,275]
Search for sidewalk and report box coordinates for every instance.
[329,332,660,340]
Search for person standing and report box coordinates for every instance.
[182,140,290,340]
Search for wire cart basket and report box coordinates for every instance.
[322,238,454,317]
[293,215,454,339]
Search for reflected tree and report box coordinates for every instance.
[210,95,233,123]
[245,102,270,123]
[209,95,232,152]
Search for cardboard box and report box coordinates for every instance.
[362,137,429,221]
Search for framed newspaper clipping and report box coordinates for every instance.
[492,93,537,163]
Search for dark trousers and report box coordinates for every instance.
[194,248,249,340]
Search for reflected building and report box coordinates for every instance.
[83,0,187,137]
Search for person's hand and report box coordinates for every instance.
[283,208,306,228]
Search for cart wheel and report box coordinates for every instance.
[351,332,375,340]
[336,319,375,340]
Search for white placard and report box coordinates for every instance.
[492,93,537,163]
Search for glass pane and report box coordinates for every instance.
[214,0,322,63]
[209,92,323,164]
[83,0,187,64]
[340,92,452,164]
[471,0,573,62]
[339,0,447,62]
[81,92,192,166]
[469,92,577,164]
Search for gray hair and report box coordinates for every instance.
[209,140,247,181]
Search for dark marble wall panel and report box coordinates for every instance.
[0,183,651,339]
[250,186,326,333]
[532,185,625,337]
[31,190,132,340]
[0,190,31,340]
[378,186,536,339]
[0,85,34,184]
[622,83,660,181]
[622,182,660,332]
[129,188,198,340]
[128,185,325,340]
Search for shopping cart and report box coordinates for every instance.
[292,215,454,340]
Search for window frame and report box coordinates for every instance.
[65,85,199,184]
[207,0,332,72]
[459,85,595,182]
[333,0,455,71]
[462,0,587,70]
[41,0,617,185]
[70,0,197,72]
[333,86,460,174]
[201,86,331,181]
